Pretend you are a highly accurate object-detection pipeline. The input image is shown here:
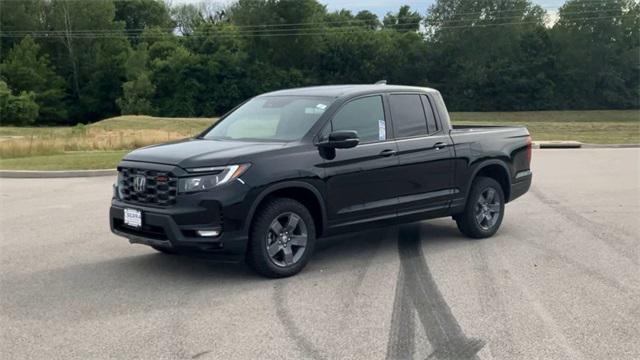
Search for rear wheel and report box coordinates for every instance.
[456,177,505,239]
[247,198,316,278]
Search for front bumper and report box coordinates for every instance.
[110,203,248,261]
[110,166,253,261]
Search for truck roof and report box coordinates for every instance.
[260,84,438,98]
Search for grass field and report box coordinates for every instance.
[0,151,128,170]
[0,110,638,170]
[450,110,640,144]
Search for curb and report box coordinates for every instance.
[534,141,582,149]
[0,169,116,179]
[581,143,640,149]
[532,141,640,149]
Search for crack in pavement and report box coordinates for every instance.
[387,225,485,360]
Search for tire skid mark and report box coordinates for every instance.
[493,257,586,360]
[272,229,385,360]
[515,231,640,296]
[273,280,325,360]
[468,242,517,359]
[516,189,639,295]
[336,230,385,332]
[386,269,415,359]
[529,186,639,266]
[387,225,485,360]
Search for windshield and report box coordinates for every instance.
[202,96,333,141]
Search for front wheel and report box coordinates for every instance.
[456,177,505,239]
[247,198,316,278]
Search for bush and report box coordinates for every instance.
[0,81,39,126]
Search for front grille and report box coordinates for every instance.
[119,168,177,206]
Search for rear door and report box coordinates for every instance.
[321,95,401,228]
[388,93,455,217]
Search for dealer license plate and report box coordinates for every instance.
[124,208,142,228]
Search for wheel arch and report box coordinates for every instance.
[467,160,512,202]
[245,181,327,238]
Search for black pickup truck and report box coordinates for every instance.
[110,84,532,277]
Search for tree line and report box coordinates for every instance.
[0,0,638,126]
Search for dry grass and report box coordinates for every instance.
[0,116,215,159]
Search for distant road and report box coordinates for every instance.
[1,149,638,359]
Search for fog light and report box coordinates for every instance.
[197,230,220,237]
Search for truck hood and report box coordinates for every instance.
[122,138,287,168]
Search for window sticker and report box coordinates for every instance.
[305,107,324,114]
[378,120,386,140]
[305,103,328,114]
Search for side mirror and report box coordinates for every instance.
[321,130,359,149]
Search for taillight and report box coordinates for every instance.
[526,135,532,165]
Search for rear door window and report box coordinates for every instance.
[389,94,428,138]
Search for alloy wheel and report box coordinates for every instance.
[475,187,501,230]
[265,212,308,267]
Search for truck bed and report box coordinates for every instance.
[450,124,530,142]
[451,124,527,133]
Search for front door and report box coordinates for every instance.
[321,95,401,228]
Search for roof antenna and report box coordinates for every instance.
[375,80,387,85]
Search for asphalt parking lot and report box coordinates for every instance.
[1,148,639,359]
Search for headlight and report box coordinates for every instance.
[179,164,250,193]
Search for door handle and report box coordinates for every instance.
[433,142,448,150]
[379,149,396,157]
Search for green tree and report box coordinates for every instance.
[551,0,639,109]
[424,0,550,110]
[1,36,68,123]
[148,39,204,116]
[383,5,421,32]
[171,3,206,35]
[0,0,46,56]
[115,0,174,43]
[324,9,355,27]
[325,9,379,29]
[354,10,380,30]
[0,81,39,126]
[117,44,155,115]
[229,0,327,69]
[45,0,130,122]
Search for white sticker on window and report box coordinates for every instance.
[316,103,327,110]
[378,120,386,140]
[305,107,324,114]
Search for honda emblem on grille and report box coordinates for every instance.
[133,175,146,193]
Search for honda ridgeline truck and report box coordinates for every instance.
[110,84,532,277]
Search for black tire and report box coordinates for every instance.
[151,245,178,255]
[247,198,316,278]
[456,177,505,239]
